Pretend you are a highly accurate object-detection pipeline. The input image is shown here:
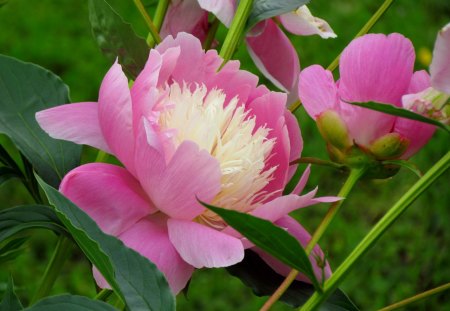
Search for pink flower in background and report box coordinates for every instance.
[162,2,336,103]
[37,33,335,293]
[298,33,436,160]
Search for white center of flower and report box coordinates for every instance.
[157,83,276,228]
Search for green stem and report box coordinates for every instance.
[30,236,72,305]
[260,167,366,311]
[300,151,450,310]
[377,282,450,311]
[290,0,395,114]
[95,150,108,163]
[203,18,220,50]
[133,0,161,46]
[326,0,395,73]
[94,288,113,301]
[290,157,345,170]
[219,0,254,66]
[153,0,170,32]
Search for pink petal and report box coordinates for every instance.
[279,6,336,39]
[98,61,136,175]
[36,102,111,152]
[118,216,194,294]
[284,110,303,180]
[430,23,450,94]
[254,216,331,283]
[59,163,154,236]
[247,91,290,200]
[298,65,339,119]
[291,165,311,195]
[246,20,300,95]
[135,121,222,220]
[198,0,235,27]
[339,33,415,105]
[161,0,209,42]
[167,219,244,268]
[251,191,318,223]
[407,70,431,94]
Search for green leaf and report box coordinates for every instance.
[382,160,423,178]
[25,295,116,311]
[347,101,450,134]
[0,237,28,265]
[0,0,8,8]
[0,205,67,243]
[0,144,20,170]
[227,250,359,311]
[247,0,310,30]
[0,55,82,188]
[0,167,21,186]
[89,0,149,79]
[37,176,175,311]
[201,202,321,290]
[0,276,23,311]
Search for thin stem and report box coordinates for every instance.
[290,0,395,114]
[300,151,450,310]
[260,168,366,311]
[94,288,113,301]
[290,157,345,170]
[326,0,395,73]
[153,0,170,32]
[219,0,254,66]
[377,282,450,311]
[203,18,221,50]
[30,236,72,305]
[95,150,109,163]
[133,0,161,46]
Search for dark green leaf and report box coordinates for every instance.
[0,205,67,243]
[0,0,8,8]
[0,167,21,186]
[25,295,116,311]
[227,250,359,311]
[0,144,20,170]
[247,0,310,30]
[37,176,175,311]
[0,276,23,311]
[201,202,320,290]
[0,55,82,188]
[0,237,28,264]
[89,0,149,79]
[347,101,450,134]
[382,160,423,178]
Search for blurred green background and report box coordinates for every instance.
[0,0,449,310]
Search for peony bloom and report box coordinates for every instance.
[298,33,436,161]
[162,2,336,103]
[37,33,334,293]
[402,22,450,124]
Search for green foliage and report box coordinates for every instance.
[247,0,310,30]
[202,202,320,290]
[227,250,359,310]
[26,295,117,311]
[0,237,28,265]
[37,176,175,311]
[0,276,23,311]
[89,0,149,79]
[0,55,81,188]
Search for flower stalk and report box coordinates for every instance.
[133,0,162,46]
[219,0,254,65]
[261,167,366,310]
[299,151,450,310]
[30,235,72,305]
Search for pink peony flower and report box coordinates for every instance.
[36,33,334,293]
[298,33,436,160]
[161,2,336,103]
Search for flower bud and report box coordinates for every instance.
[316,110,352,151]
[369,133,410,160]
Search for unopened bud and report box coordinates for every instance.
[316,110,352,150]
[369,133,410,160]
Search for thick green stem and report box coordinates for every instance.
[377,282,450,311]
[219,0,254,65]
[30,236,72,305]
[153,0,170,32]
[133,0,161,46]
[94,288,113,301]
[260,168,366,311]
[290,0,395,114]
[300,151,450,310]
[95,150,109,163]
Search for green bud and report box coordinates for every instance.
[316,110,352,150]
[369,133,410,160]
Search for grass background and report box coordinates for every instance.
[0,0,449,310]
